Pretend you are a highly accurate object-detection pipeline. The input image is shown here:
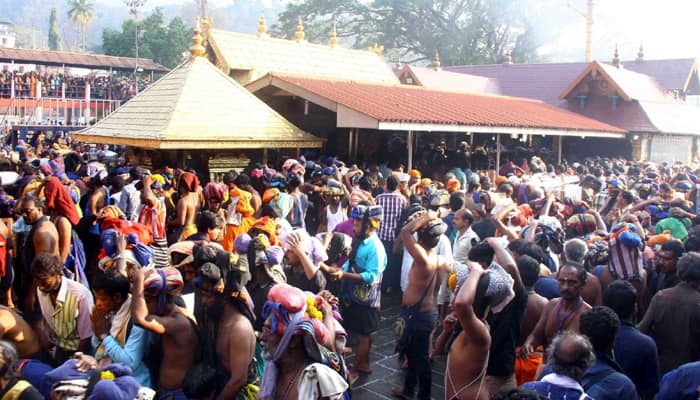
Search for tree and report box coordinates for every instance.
[272,0,542,66]
[48,7,63,51]
[67,0,95,51]
[102,9,191,69]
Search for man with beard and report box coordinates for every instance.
[522,263,592,358]
[258,284,347,400]
[131,266,197,400]
[197,262,257,399]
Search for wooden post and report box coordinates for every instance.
[557,136,563,164]
[348,129,353,160]
[496,133,501,172]
[407,130,414,171]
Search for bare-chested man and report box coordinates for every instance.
[197,262,256,399]
[0,305,40,358]
[19,196,58,314]
[563,239,602,306]
[517,255,548,346]
[170,172,200,244]
[522,263,592,358]
[131,266,198,400]
[445,261,491,400]
[393,211,451,400]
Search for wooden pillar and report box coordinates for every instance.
[495,133,501,172]
[348,129,353,160]
[407,130,414,171]
[557,136,563,164]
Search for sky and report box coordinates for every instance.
[98,0,700,62]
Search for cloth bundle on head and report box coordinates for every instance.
[585,240,609,271]
[409,169,421,179]
[43,176,80,225]
[675,180,693,193]
[100,216,153,246]
[565,213,598,239]
[429,189,450,208]
[178,172,200,193]
[446,178,461,193]
[262,188,279,204]
[448,262,515,314]
[280,229,328,266]
[608,223,644,281]
[646,203,670,221]
[233,233,285,284]
[99,229,153,272]
[203,182,227,202]
[143,267,184,315]
[648,230,671,248]
[260,284,335,400]
[250,216,279,246]
[97,205,125,220]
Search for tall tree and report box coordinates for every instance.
[102,9,190,69]
[67,0,95,51]
[272,0,541,65]
[48,7,63,51]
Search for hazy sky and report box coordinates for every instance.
[122,0,700,62]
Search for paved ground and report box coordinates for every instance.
[345,292,447,400]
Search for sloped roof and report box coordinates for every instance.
[247,73,626,137]
[75,56,323,149]
[397,65,500,94]
[207,29,399,85]
[445,62,589,105]
[560,61,671,102]
[638,100,700,135]
[563,97,657,133]
[623,58,697,92]
[0,47,168,72]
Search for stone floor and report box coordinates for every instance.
[345,292,447,400]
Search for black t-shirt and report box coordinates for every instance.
[486,285,528,377]
[284,266,327,294]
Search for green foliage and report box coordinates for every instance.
[48,7,63,51]
[67,0,95,50]
[272,0,541,65]
[102,8,190,69]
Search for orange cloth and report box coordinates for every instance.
[446,178,461,193]
[222,188,256,252]
[409,169,421,179]
[515,348,543,386]
[495,176,508,186]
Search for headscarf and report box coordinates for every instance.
[259,284,333,400]
[203,182,226,202]
[44,176,80,225]
[178,172,200,193]
[448,262,515,314]
[142,267,184,315]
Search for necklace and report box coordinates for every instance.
[280,364,306,400]
[556,297,583,332]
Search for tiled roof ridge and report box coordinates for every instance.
[447,57,697,69]
[0,47,163,65]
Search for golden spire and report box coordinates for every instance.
[368,43,384,55]
[257,15,268,37]
[636,43,644,63]
[295,17,305,42]
[612,44,621,68]
[329,21,338,47]
[432,50,441,71]
[189,22,206,59]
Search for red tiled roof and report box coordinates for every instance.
[263,74,626,134]
[0,47,169,72]
[622,58,697,91]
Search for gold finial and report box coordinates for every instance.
[612,44,621,68]
[636,43,644,63]
[368,43,384,55]
[189,23,206,58]
[257,15,268,37]
[432,50,441,71]
[329,21,338,47]
[295,17,305,42]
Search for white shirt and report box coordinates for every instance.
[453,227,480,264]
[400,233,454,296]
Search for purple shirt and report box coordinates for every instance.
[333,219,355,239]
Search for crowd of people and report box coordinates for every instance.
[0,136,695,400]
[0,70,148,101]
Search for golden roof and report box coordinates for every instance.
[207,28,399,85]
[74,55,323,149]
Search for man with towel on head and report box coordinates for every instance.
[130,266,197,400]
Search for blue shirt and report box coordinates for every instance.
[92,325,152,387]
[656,361,700,400]
[581,353,638,400]
[614,321,659,397]
[342,234,387,285]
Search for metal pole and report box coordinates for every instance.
[557,136,563,164]
[496,133,501,173]
[407,130,414,171]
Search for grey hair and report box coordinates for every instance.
[0,341,18,379]
[564,239,588,266]
[546,331,595,381]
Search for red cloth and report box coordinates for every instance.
[44,176,80,225]
[100,216,154,246]
[179,172,200,193]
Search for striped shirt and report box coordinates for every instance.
[375,191,407,242]
[37,277,94,351]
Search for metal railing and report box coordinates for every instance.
[0,97,121,127]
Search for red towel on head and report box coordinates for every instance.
[44,176,80,225]
[179,172,200,193]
